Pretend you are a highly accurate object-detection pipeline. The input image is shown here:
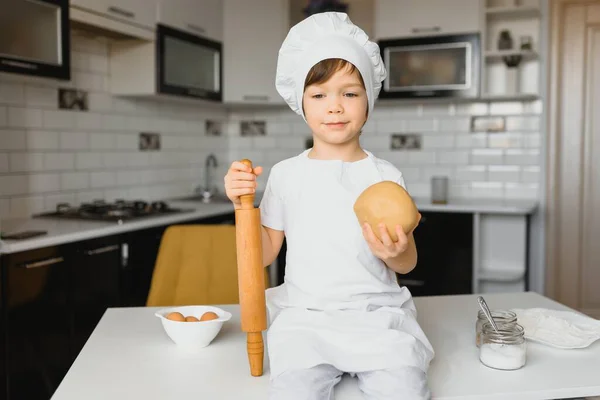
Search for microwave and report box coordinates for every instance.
[156,24,222,101]
[0,0,70,80]
[378,33,480,99]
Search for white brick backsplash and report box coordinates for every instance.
[505,183,539,199]
[455,166,486,181]
[45,153,75,170]
[60,131,89,150]
[407,119,437,132]
[9,153,45,172]
[90,133,115,149]
[471,149,503,165]
[0,129,25,150]
[0,82,25,105]
[43,110,76,129]
[10,196,45,218]
[90,171,116,188]
[61,172,89,190]
[522,166,540,183]
[506,116,540,131]
[438,117,471,132]
[408,151,436,164]
[489,102,524,115]
[8,107,43,128]
[471,181,504,198]
[76,153,103,169]
[488,165,521,182]
[488,133,523,148]
[0,106,6,126]
[0,153,8,172]
[422,134,455,149]
[505,149,540,165]
[24,86,56,107]
[27,130,59,149]
[438,150,469,165]
[456,133,487,148]
[0,35,543,212]
[377,119,407,133]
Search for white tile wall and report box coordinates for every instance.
[225,99,543,201]
[0,30,543,219]
[0,31,228,218]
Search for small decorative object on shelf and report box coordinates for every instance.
[502,54,523,95]
[520,35,533,50]
[498,30,514,50]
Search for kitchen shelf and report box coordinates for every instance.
[479,269,525,282]
[480,93,539,102]
[485,49,539,61]
[485,5,540,18]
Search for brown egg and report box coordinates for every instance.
[200,311,219,321]
[166,312,185,322]
[185,316,200,322]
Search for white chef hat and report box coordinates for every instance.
[275,12,386,120]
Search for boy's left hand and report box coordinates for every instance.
[361,214,420,260]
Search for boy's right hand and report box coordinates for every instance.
[224,161,263,209]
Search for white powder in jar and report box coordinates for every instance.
[479,342,526,370]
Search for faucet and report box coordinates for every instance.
[202,153,218,198]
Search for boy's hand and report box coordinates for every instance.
[224,161,263,209]
[361,213,421,261]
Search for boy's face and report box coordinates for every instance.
[303,66,368,147]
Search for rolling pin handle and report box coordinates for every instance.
[239,159,255,209]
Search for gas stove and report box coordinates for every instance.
[33,199,194,222]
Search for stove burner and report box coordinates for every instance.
[36,199,193,222]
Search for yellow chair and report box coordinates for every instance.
[146,224,269,307]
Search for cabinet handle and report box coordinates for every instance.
[20,256,64,269]
[108,6,135,19]
[243,95,269,101]
[411,26,441,34]
[85,244,120,256]
[187,24,206,34]
[400,279,425,286]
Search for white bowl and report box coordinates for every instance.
[155,305,232,348]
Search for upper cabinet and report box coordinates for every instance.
[222,0,288,105]
[70,0,155,39]
[374,0,481,39]
[156,0,223,41]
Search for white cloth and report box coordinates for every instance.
[269,364,430,400]
[259,149,435,381]
[275,12,386,120]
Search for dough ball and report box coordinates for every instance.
[353,181,419,242]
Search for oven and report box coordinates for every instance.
[378,33,481,99]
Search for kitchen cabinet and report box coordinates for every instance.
[1,246,71,400]
[70,0,155,30]
[156,0,223,41]
[374,0,481,39]
[222,0,288,105]
[399,212,473,296]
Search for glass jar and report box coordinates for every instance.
[475,310,517,347]
[479,322,526,370]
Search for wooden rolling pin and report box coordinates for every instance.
[234,159,267,377]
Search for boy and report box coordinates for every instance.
[224,12,434,400]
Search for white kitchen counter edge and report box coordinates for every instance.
[0,198,538,254]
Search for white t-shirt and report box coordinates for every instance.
[259,148,414,313]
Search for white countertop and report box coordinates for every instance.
[51,292,600,400]
[0,197,537,255]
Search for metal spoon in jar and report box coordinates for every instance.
[477,296,500,333]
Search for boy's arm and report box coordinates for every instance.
[382,232,417,275]
[261,225,285,268]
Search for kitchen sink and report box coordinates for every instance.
[173,191,263,205]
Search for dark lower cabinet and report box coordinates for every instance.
[399,211,473,296]
[1,246,71,400]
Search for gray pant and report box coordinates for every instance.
[268,364,431,400]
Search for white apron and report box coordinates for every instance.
[263,151,435,379]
